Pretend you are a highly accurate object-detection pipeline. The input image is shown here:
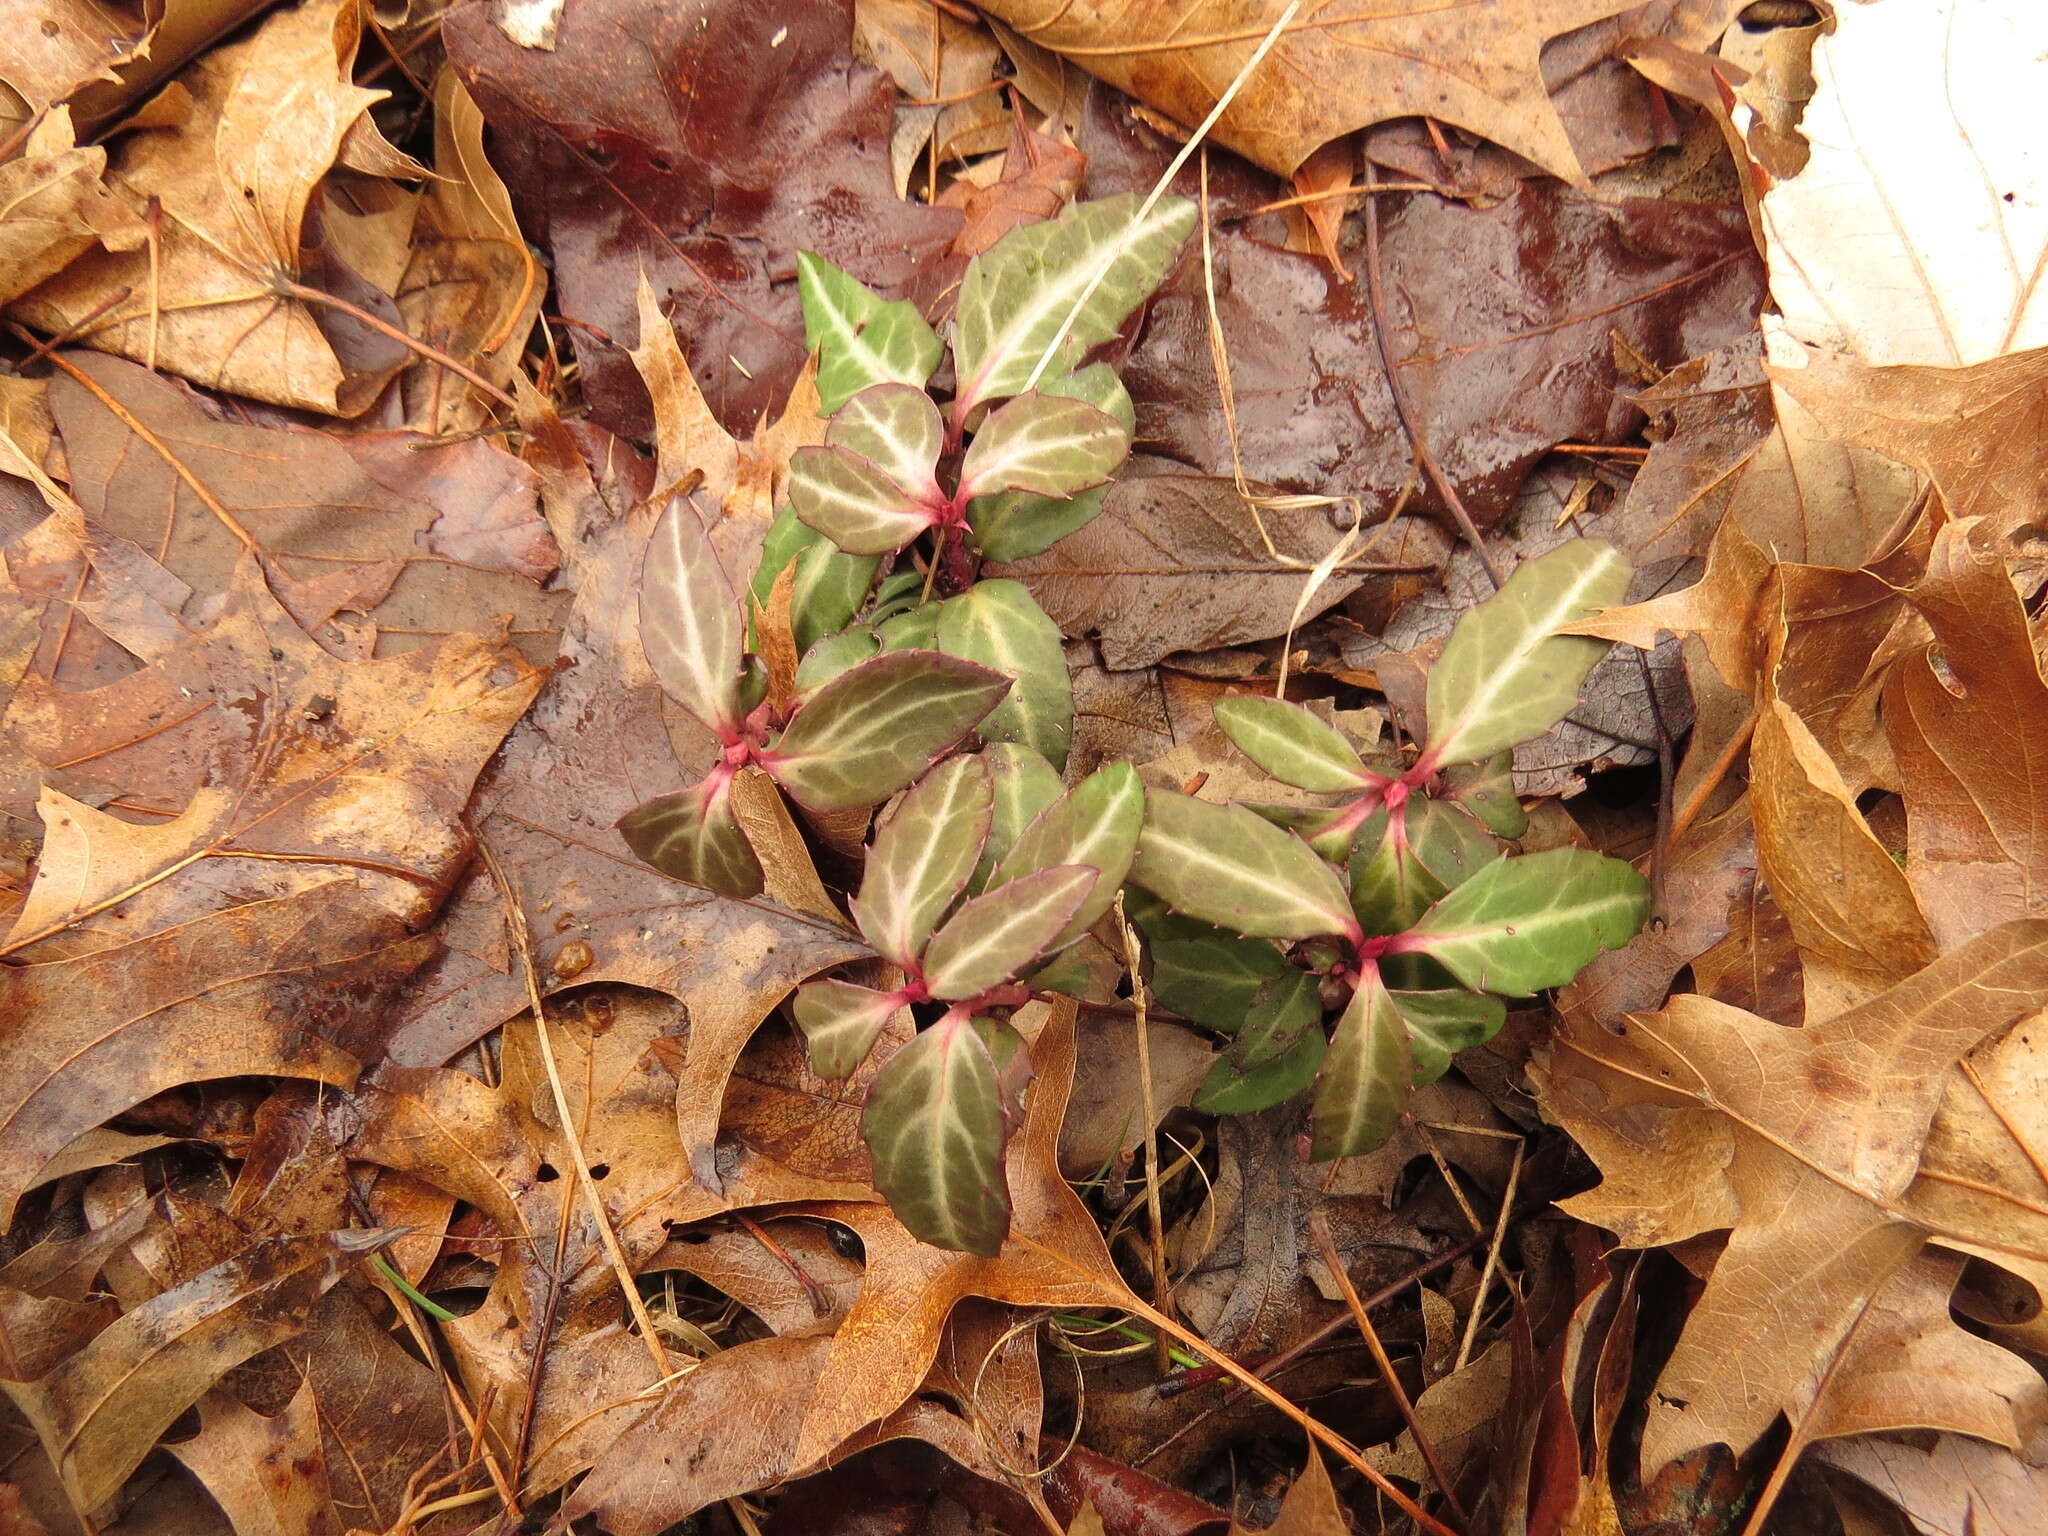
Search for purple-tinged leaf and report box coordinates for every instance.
[989,762,1143,947]
[861,1013,1010,1256]
[617,774,763,898]
[958,391,1128,501]
[798,252,944,415]
[791,978,906,1080]
[1400,847,1650,995]
[921,864,1095,1001]
[1132,792,1356,942]
[1310,974,1412,1161]
[640,498,745,734]
[850,755,992,969]
[1213,695,1382,794]
[786,445,938,556]
[828,383,944,500]
[765,651,1009,813]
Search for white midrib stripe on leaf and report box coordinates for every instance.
[1419,887,1631,944]
[1431,556,1617,761]
[981,422,1101,481]
[807,455,921,524]
[1147,824,1347,931]
[817,685,970,760]
[646,514,739,729]
[930,871,1081,990]
[964,205,1180,406]
[871,781,973,960]
[923,1028,982,1250]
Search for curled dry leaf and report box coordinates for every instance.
[1531,919,2048,1471]
[11,0,422,415]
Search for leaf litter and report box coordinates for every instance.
[1,2,2046,1534]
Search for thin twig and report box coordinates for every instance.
[477,845,672,1383]
[1308,1210,1470,1531]
[279,278,518,408]
[1455,1142,1523,1371]
[1359,162,1504,589]
[1114,893,1173,1371]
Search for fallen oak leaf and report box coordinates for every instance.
[0,885,432,1225]
[10,0,424,416]
[2,553,542,957]
[974,0,1640,184]
[0,1227,394,1513]
[1530,918,2048,1471]
[164,1385,343,1536]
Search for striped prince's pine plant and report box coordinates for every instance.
[616,204,1641,1254]
[1128,540,1652,1163]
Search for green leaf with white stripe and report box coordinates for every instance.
[935,579,1073,770]
[639,498,745,734]
[792,979,905,1080]
[851,755,992,968]
[797,251,944,415]
[617,776,762,898]
[1194,1025,1325,1115]
[952,193,1198,415]
[970,744,1063,893]
[1422,539,1630,770]
[958,392,1127,502]
[921,864,1094,1000]
[1348,801,1501,937]
[988,762,1143,947]
[1403,847,1650,995]
[862,1016,1009,1256]
[1045,362,1135,434]
[786,446,937,556]
[1226,967,1323,1070]
[1213,696,1382,794]
[1310,976,1413,1161]
[1131,792,1355,942]
[1151,932,1287,1032]
[1439,752,1527,837]
[753,508,880,654]
[829,383,945,499]
[1394,989,1506,1087]
[766,651,1009,813]
[877,602,942,653]
[1244,800,1359,862]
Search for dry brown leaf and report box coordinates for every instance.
[0,887,431,1225]
[0,110,145,308]
[974,0,1639,183]
[1751,693,1935,1019]
[10,0,418,415]
[395,68,543,434]
[4,555,541,956]
[565,999,1132,1530]
[1058,1011,1215,1179]
[376,395,865,1094]
[43,349,560,651]
[1231,1447,1346,1535]
[1885,521,2048,948]
[0,1228,388,1512]
[164,1385,342,1536]
[1532,920,2048,1471]
[1817,1432,2048,1536]
[354,986,870,1498]
[855,0,1008,199]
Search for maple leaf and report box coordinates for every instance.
[974,0,1640,184]
[1530,919,2048,1470]
[9,0,425,415]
